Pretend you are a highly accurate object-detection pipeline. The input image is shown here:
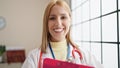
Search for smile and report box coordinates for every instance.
[54,28,64,33]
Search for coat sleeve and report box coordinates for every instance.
[21,49,40,68]
[21,52,36,68]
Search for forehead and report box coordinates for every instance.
[49,5,68,15]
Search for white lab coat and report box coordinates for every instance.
[22,45,104,68]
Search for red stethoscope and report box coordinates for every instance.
[38,43,83,68]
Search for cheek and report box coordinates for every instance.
[65,21,71,29]
[48,21,52,28]
[48,22,54,32]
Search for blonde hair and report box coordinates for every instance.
[41,0,76,53]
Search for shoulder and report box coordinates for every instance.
[26,48,41,62]
[22,48,41,68]
[27,48,40,57]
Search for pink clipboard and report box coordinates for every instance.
[43,58,94,68]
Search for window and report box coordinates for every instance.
[71,0,120,68]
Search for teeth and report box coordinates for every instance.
[54,28,63,32]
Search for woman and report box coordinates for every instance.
[22,0,104,68]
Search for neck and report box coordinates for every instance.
[50,37,66,42]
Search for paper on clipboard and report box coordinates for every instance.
[43,58,94,68]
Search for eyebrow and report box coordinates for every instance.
[49,14,67,17]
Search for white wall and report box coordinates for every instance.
[0,0,45,55]
[0,0,70,68]
[0,0,48,68]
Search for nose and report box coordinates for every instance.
[55,17,62,26]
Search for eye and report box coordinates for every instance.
[49,17,56,20]
[61,16,67,19]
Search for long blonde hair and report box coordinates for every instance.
[41,0,77,53]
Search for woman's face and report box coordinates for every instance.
[48,5,71,42]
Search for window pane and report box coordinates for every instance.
[72,10,76,24]
[91,18,101,41]
[102,13,117,42]
[71,0,76,10]
[90,0,100,18]
[71,0,86,10]
[82,1,90,21]
[102,44,118,68]
[80,42,91,52]
[102,0,116,15]
[91,43,102,63]
[82,22,90,41]
[72,8,82,24]
[71,24,82,41]
[76,7,82,23]
[119,12,120,42]
[118,0,120,9]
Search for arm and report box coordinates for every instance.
[21,49,40,68]
[21,54,36,68]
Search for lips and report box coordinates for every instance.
[54,28,64,33]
